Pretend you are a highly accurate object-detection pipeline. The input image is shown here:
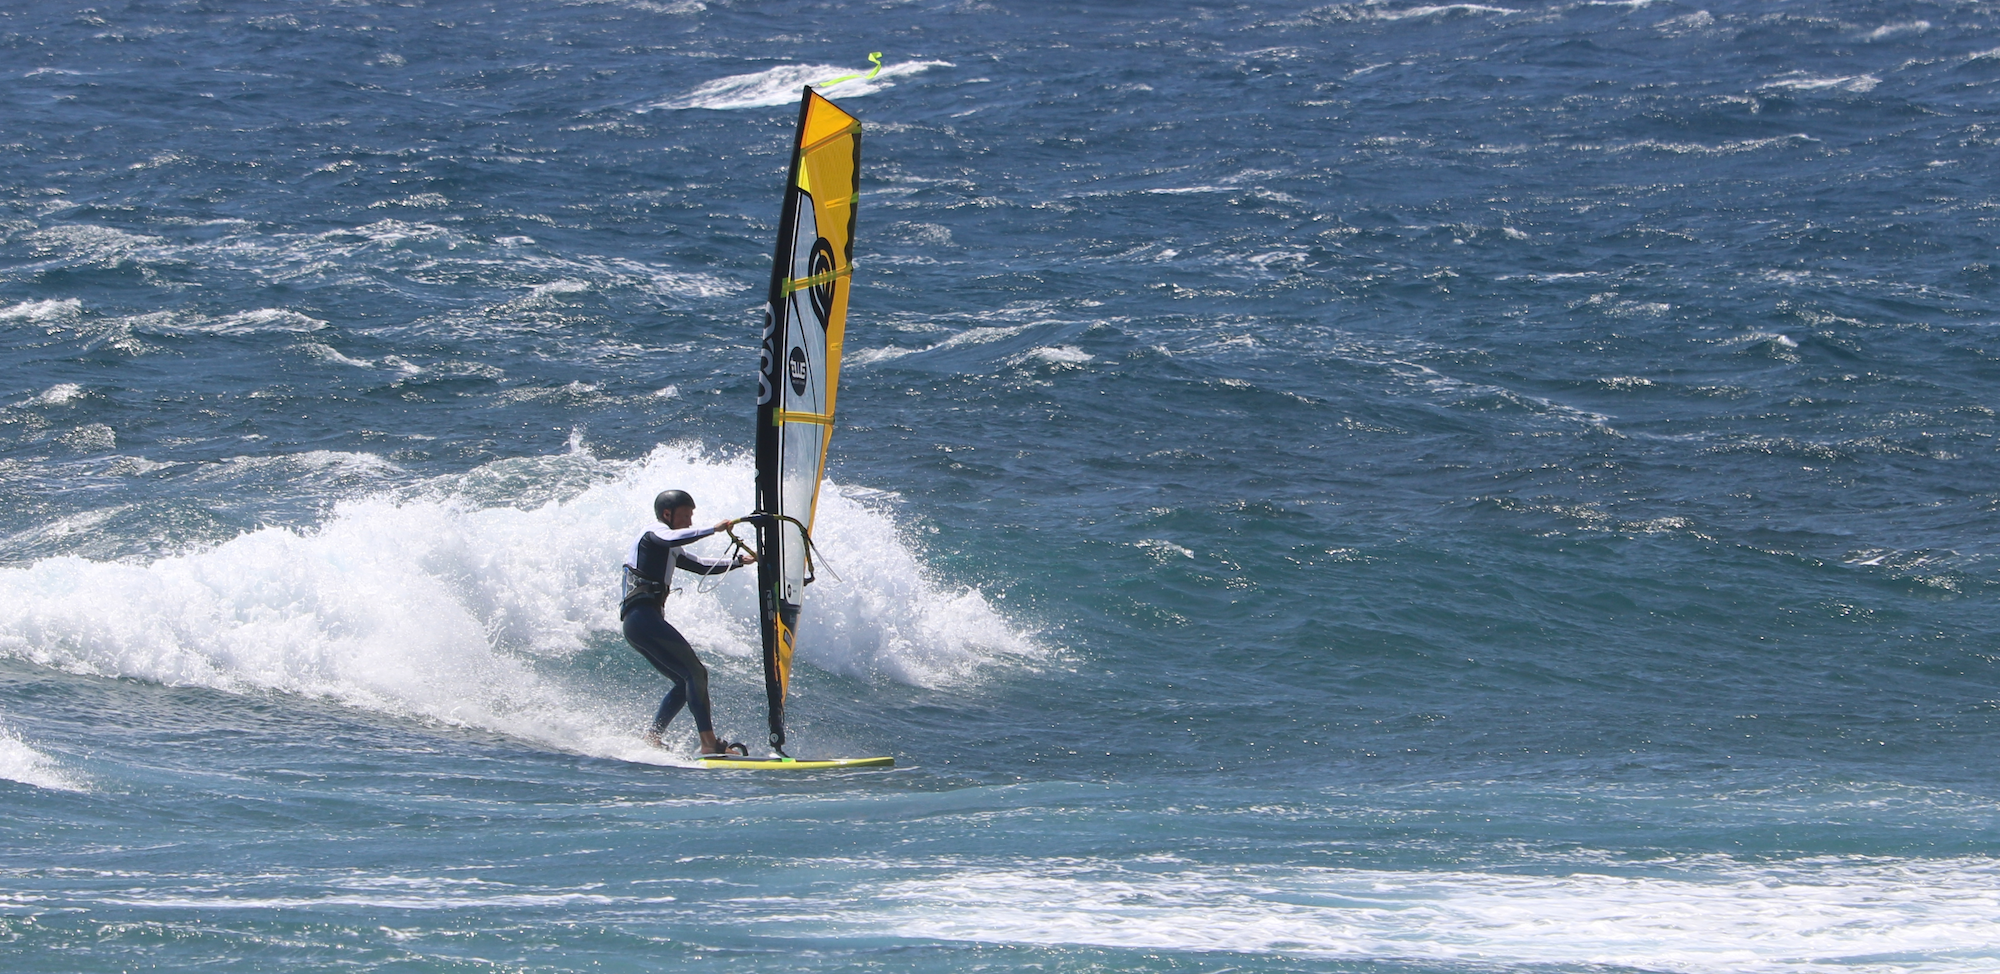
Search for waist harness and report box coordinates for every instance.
[620,530,679,618]
[620,565,667,618]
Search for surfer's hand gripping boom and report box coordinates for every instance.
[691,520,759,594]
[720,519,760,566]
[713,520,758,562]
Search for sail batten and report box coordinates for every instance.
[779,266,854,296]
[800,125,862,154]
[753,87,860,754]
[772,410,835,427]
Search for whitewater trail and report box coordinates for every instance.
[0,444,1035,763]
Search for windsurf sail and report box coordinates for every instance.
[754,88,860,755]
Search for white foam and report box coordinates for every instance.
[1369,3,1519,21]
[519,279,592,303]
[643,59,952,111]
[849,324,1039,367]
[1008,346,1094,369]
[1133,539,1194,561]
[1863,20,1929,41]
[4,295,326,342]
[0,724,84,792]
[103,891,627,911]
[1656,10,1716,31]
[59,423,115,451]
[1762,73,1881,94]
[1720,330,1800,349]
[301,343,376,369]
[34,383,85,405]
[0,445,1033,760]
[177,220,746,307]
[801,475,1038,686]
[23,224,165,264]
[186,450,404,487]
[870,856,2000,973]
[128,152,188,171]
[367,192,450,209]
[847,346,920,366]
[0,298,82,323]
[1610,133,1818,156]
[1388,360,1613,427]
[167,308,329,335]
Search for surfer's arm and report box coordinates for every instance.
[674,551,747,575]
[651,524,719,544]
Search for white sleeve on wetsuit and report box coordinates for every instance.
[671,525,743,575]
[625,524,720,570]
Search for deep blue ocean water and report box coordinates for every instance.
[4,0,2000,970]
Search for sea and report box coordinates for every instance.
[3,0,1998,971]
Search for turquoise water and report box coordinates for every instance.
[4,1,2000,970]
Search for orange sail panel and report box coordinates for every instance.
[754,88,859,754]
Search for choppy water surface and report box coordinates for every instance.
[4,1,2000,971]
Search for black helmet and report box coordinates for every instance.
[652,489,695,520]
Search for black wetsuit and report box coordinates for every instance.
[621,525,742,736]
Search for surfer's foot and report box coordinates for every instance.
[642,729,665,748]
[700,740,749,757]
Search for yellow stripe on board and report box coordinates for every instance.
[696,755,895,770]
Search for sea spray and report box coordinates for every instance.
[0,721,83,793]
[0,444,1033,762]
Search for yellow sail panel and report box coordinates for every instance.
[787,89,858,535]
[800,91,860,155]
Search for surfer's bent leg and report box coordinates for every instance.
[621,608,714,734]
[652,682,688,733]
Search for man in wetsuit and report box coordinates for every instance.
[621,489,757,755]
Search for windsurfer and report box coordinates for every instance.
[621,489,758,755]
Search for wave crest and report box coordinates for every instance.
[0,445,1033,759]
[643,60,952,111]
